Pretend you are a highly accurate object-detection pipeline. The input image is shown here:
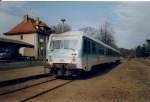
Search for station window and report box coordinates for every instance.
[20,35,23,40]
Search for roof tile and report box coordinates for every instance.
[4,15,50,35]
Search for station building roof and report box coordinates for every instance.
[4,15,51,35]
[0,37,34,48]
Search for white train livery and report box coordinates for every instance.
[47,31,120,76]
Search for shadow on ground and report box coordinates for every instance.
[59,62,121,80]
[0,62,120,87]
[0,74,51,88]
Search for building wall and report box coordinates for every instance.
[6,34,36,57]
[19,47,35,56]
[37,34,48,60]
[6,34,36,45]
[6,33,50,60]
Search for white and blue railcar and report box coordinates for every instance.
[47,31,120,76]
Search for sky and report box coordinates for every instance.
[0,1,150,49]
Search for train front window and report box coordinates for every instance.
[64,40,77,50]
[51,40,62,49]
[50,40,77,50]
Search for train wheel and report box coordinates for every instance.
[57,70,62,76]
[76,70,86,78]
[49,67,54,75]
[66,70,72,76]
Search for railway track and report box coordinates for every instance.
[137,59,150,66]
[0,78,56,96]
[0,76,75,102]
[20,80,74,102]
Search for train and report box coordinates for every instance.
[47,31,121,76]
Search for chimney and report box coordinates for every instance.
[24,14,29,22]
[36,17,40,24]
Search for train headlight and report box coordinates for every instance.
[72,53,77,56]
[71,53,77,63]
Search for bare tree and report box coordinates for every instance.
[79,26,98,38]
[135,40,150,57]
[53,22,71,34]
[79,22,117,48]
[98,22,117,48]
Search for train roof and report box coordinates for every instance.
[50,31,83,37]
[50,31,120,53]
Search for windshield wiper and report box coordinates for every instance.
[64,48,75,51]
[49,49,54,51]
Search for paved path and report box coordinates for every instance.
[0,66,49,82]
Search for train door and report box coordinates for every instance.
[83,37,91,71]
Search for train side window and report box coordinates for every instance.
[105,48,108,55]
[108,49,111,56]
[110,50,112,56]
[96,43,100,55]
[114,52,117,56]
[110,49,112,56]
[113,52,115,56]
[96,44,99,55]
[83,37,91,54]
[99,45,104,55]
[112,51,115,56]
[99,48,104,55]
[92,42,96,54]
[83,38,88,53]
[107,49,109,56]
[86,40,90,54]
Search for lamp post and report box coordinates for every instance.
[61,18,66,33]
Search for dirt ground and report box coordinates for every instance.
[0,58,149,102]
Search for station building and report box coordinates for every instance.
[4,15,53,60]
[0,37,34,60]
